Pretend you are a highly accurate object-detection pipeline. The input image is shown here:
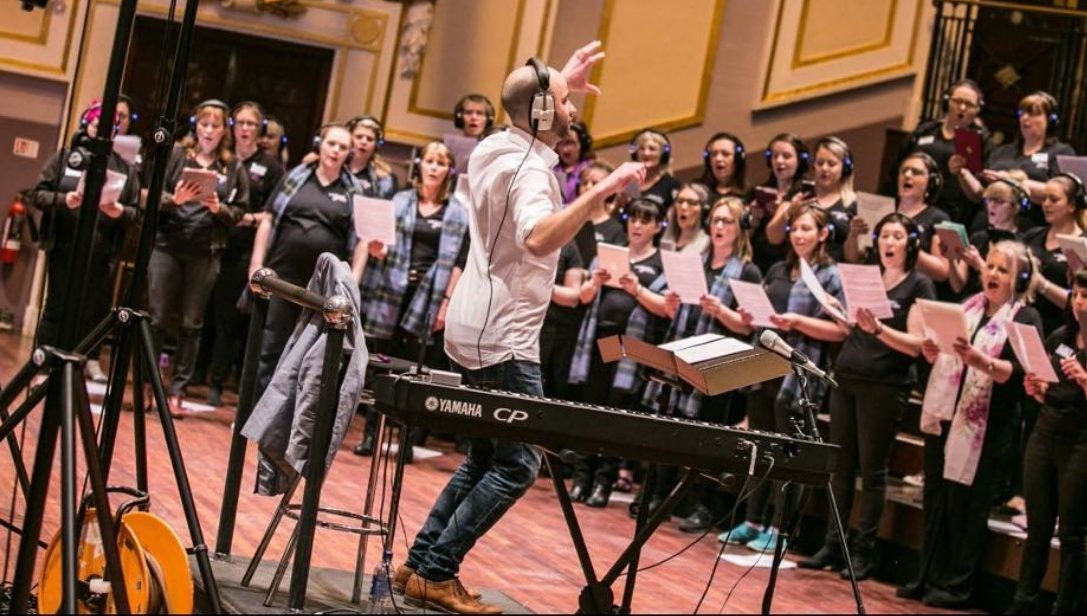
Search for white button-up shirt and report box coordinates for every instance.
[445,126,563,370]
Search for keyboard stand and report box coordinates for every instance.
[544,452,699,614]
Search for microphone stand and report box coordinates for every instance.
[760,364,864,614]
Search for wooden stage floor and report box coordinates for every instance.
[0,334,960,614]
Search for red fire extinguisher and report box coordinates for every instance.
[1,197,26,264]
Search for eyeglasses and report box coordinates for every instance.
[949,97,979,110]
[675,197,702,206]
[710,216,735,226]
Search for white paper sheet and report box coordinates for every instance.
[838,263,894,320]
[799,259,848,322]
[916,299,968,354]
[855,192,896,250]
[112,135,142,166]
[596,242,630,288]
[660,249,708,304]
[77,169,127,205]
[728,279,777,328]
[180,168,218,200]
[352,195,398,246]
[659,333,722,352]
[1056,155,1087,180]
[1056,233,1087,263]
[442,133,479,176]
[1007,321,1059,383]
[673,336,752,364]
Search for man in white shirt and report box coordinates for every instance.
[397,42,645,614]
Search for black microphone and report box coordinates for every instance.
[758,330,838,387]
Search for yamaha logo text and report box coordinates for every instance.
[425,396,483,418]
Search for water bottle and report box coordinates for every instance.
[367,552,393,614]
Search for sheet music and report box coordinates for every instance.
[596,243,630,288]
[916,299,968,354]
[77,169,127,205]
[1057,155,1087,181]
[855,192,895,250]
[728,279,777,328]
[673,336,753,364]
[112,135,141,165]
[838,263,894,320]
[1007,321,1059,383]
[352,195,398,246]
[660,249,708,304]
[799,259,847,322]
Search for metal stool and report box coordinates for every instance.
[241,409,390,607]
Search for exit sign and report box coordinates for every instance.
[13,137,40,159]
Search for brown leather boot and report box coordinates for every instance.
[393,564,481,600]
[404,574,502,614]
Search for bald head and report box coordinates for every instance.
[501,65,547,127]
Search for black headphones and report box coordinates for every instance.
[1053,171,1087,210]
[311,122,346,155]
[569,121,593,158]
[1015,249,1035,295]
[764,133,811,176]
[991,177,1031,212]
[453,94,496,131]
[941,79,985,113]
[189,98,231,127]
[629,128,672,166]
[815,136,854,179]
[525,59,554,134]
[871,212,922,265]
[1017,91,1060,136]
[118,93,138,124]
[229,101,268,134]
[346,114,385,148]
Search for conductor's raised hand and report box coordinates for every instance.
[561,41,605,95]
[597,162,646,199]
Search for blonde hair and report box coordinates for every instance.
[350,117,392,178]
[710,196,752,263]
[632,130,672,175]
[412,142,455,202]
[990,240,1039,303]
[982,169,1030,202]
[814,139,855,206]
[186,104,234,165]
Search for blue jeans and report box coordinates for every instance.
[406,360,544,582]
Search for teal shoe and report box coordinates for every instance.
[745,528,785,553]
[718,522,761,545]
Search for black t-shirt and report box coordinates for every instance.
[598,250,664,332]
[225,149,285,260]
[576,216,628,265]
[158,149,249,256]
[903,205,951,253]
[835,270,936,384]
[1041,326,1087,417]
[822,198,856,264]
[640,174,681,216]
[897,121,991,223]
[971,306,1043,424]
[987,141,1077,228]
[265,174,352,284]
[763,261,796,314]
[408,201,470,275]
[1022,225,1078,336]
[545,242,587,329]
[687,260,763,333]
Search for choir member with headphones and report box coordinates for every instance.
[800,213,935,579]
[152,99,249,416]
[722,203,846,553]
[628,128,680,216]
[453,93,496,139]
[956,91,1076,230]
[698,131,747,198]
[1023,173,1087,335]
[395,43,646,614]
[354,141,467,457]
[259,115,290,167]
[948,172,1030,297]
[659,182,711,254]
[346,115,399,198]
[554,120,594,203]
[847,152,952,286]
[890,79,989,223]
[202,101,286,406]
[647,195,762,532]
[749,133,812,275]
[899,241,1042,609]
[248,123,366,398]
[767,136,856,263]
[28,100,141,380]
[567,198,670,508]
[1011,267,1087,614]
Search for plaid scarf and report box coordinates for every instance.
[362,189,468,341]
[266,162,363,259]
[643,255,746,417]
[777,261,843,407]
[568,257,667,392]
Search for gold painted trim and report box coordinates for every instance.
[760,0,923,106]
[585,0,726,149]
[0,0,80,77]
[379,3,408,129]
[535,0,553,58]
[0,8,52,44]
[792,0,897,68]
[406,0,528,122]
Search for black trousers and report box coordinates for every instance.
[906,414,1013,603]
[571,329,625,490]
[539,318,580,401]
[823,376,905,554]
[1014,408,1087,613]
[207,256,251,385]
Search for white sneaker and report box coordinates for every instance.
[84,360,108,383]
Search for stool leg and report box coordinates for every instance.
[353,411,387,604]
[263,522,301,608]
[241,476,302,587]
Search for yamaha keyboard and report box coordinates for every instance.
[371,373,838,486]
